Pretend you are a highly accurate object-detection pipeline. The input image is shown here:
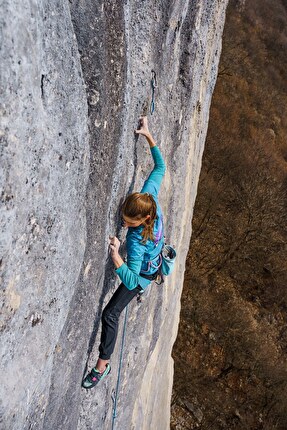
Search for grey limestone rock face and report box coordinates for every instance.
[0,0,228,429]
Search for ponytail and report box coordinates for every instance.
[121,192,157,243]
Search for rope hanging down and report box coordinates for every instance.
[111,304,129,429]
[111,70,157,428]
[150,70,157,115]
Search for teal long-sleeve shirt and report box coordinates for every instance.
[115,145,166,290]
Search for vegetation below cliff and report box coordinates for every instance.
[171,0,287,429]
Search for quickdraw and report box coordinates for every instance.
[150,70,157,115]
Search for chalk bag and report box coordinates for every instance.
[161,244,177,276]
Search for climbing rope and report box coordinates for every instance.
[111,303,129,429]
[111,70,157,428]
[150,70,157,115]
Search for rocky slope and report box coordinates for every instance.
[0,1,228,429]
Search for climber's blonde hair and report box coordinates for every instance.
[121,192,157,243]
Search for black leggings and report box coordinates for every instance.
[98,283,141,360]
[99,272,158,360]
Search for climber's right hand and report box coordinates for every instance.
[109,235,120,256]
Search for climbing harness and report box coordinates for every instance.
[150,70,157,115]
[140,252,163,274]
[111,304,129,430]
[140,242,177,278]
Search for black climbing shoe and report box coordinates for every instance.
[82,364,111,389]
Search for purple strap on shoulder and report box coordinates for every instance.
[154,214,163,245]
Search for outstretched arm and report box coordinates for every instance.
[135,117,166,197]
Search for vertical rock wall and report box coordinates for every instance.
[0,0,89,428]
[0,0,228,429]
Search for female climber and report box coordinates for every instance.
[82,115,166,389]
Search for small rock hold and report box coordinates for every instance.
[55,344,62,353]
[89,90,100,106]
[30,312,43,327]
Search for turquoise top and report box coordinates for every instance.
[115,146,166,290]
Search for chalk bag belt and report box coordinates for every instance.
[140,253,162,274]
